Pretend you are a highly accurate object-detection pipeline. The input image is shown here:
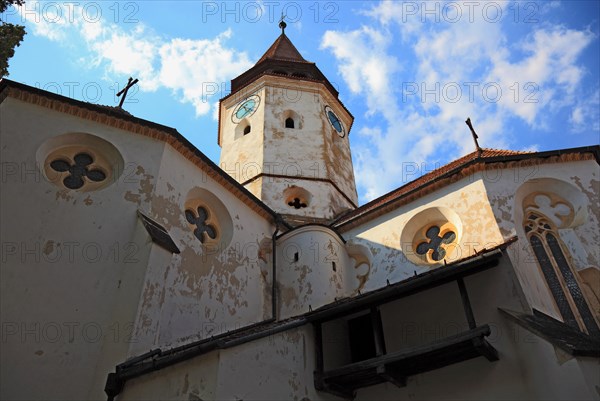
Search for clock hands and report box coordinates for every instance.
[232,95,260,123]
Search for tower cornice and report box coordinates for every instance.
[227,32,340,102]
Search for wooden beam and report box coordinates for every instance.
[313,322,324,373]
[457,277,477,329]
[371,307,386,357]
[321,325,492,379]
[324,382,355,399]
[472,337,499,361]
[376,365,407,388]
[308,250,502,324]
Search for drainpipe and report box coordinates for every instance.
[271,219,281,320]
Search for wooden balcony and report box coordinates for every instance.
[315,325,497,398]
[310,247,509,399]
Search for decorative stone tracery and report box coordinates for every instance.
[49,153,107,189]
[37,132,124,192]
[416,225,457,262]
[522,190,600,335]
[185,206,218,244]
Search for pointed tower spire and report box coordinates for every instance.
[229,28,337,98]
[255,29,306,65]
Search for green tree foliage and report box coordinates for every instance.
[1,0,26,77]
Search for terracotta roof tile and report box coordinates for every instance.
[332,148,535,228]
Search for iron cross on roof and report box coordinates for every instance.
[116,77,139,108]
[465,117,482,154]
[279,13,287,33]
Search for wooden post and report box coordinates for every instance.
[457,278,477,329]
[371,307,386,357]
[314,322,324,373]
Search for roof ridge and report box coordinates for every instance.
[480,147,534,155]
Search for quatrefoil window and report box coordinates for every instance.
[50,153,107,189]
[185,206,218,243]
[288,197,307,209]
[416,225,457,262]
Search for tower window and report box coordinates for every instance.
[288,197,307,209]
[285,118,295,129]
[243,125,251,135]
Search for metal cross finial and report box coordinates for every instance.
[279,13,287,34]
[465,117,482,154]
[116,77,139,108]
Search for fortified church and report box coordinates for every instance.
[1,23,599,401]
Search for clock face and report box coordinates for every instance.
[325,105,345,137]
[232,95,260,123]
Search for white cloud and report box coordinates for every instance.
[322,1,596,202]
[570,89,600,132]
[156,31,252,116]
[321,26,400,121]
[488,27,593,124]
[17,2,252,117]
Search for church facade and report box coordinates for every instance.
[1,29,599,401]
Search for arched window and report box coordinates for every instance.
[243,125,251,135]
[524,209,600,335]
[283,110,302,129]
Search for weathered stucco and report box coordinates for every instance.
[2,76,599,401]
[484,161,600,322]
[219,76,357,220]
[1,97,161,400]
[129,142,275,354]
[344,177,506,293]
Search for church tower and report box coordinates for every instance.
[218,22,358,223]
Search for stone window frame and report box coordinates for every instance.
[185,204,219,245]
[184,187,234,253]
[283,110,302,130]
[234,118,253,140]
[400,207,463,267]
[37,132,123,192]
[48,151,107,190]
[412,221,459,264]
[523,192,600,336]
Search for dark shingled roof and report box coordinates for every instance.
[256,33,307,64]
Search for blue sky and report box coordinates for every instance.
[4,0,600,204]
